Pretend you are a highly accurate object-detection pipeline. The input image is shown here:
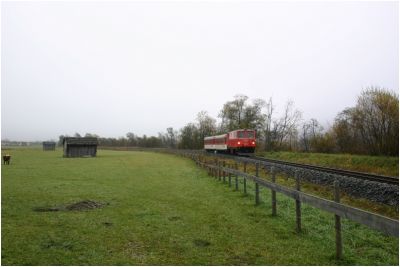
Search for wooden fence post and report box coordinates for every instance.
[211,159,214,178]
[334,180,343,259]
[223,161,226,183]
[217,159,220,180]
[228,163,232,187]
[208,158,212,176]
[218,160,221,181]
[235,162,239,191]
[243,162,247,195]
[295,171,301,233]
[255,163,260,205]
[214,159,218,179]
[271,166,277,216]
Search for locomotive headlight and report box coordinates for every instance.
[252,141,255,145]
[237,141,241,145]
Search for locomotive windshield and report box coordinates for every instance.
[238,131,255,138]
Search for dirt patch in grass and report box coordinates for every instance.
[33,200,107,212]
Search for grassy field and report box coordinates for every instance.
[257,151,399,177]
[1,148,398,265]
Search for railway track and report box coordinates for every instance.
[249,156,399,185]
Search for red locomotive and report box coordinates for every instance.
[204,129,256,154]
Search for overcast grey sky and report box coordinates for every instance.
[1,1,398,141]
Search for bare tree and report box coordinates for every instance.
[300,122,311,152]
[196,111,217,140]
[273,100,302,149]
[300,118,323,152]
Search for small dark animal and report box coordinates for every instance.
[3,154,11,165]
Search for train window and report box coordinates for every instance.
[237,131,254,138]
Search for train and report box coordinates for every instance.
[204,129,256,154]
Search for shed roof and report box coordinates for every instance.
[63,137,98,145]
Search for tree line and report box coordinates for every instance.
[59,86,398,156]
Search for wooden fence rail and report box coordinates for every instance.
[177,151,399,260]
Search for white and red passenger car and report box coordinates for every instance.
[204,129,256,154]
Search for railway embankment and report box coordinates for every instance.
[182,151,398,207]
[259,164,398,206]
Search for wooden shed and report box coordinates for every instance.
[42,141,56,151]
[62,137,98,157]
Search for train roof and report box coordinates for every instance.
[204,134,227,140]
[229,129,255,132]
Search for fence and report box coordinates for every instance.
[175,151,399,260]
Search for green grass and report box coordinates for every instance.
[2,148,398,265]
[257,151,399,177]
